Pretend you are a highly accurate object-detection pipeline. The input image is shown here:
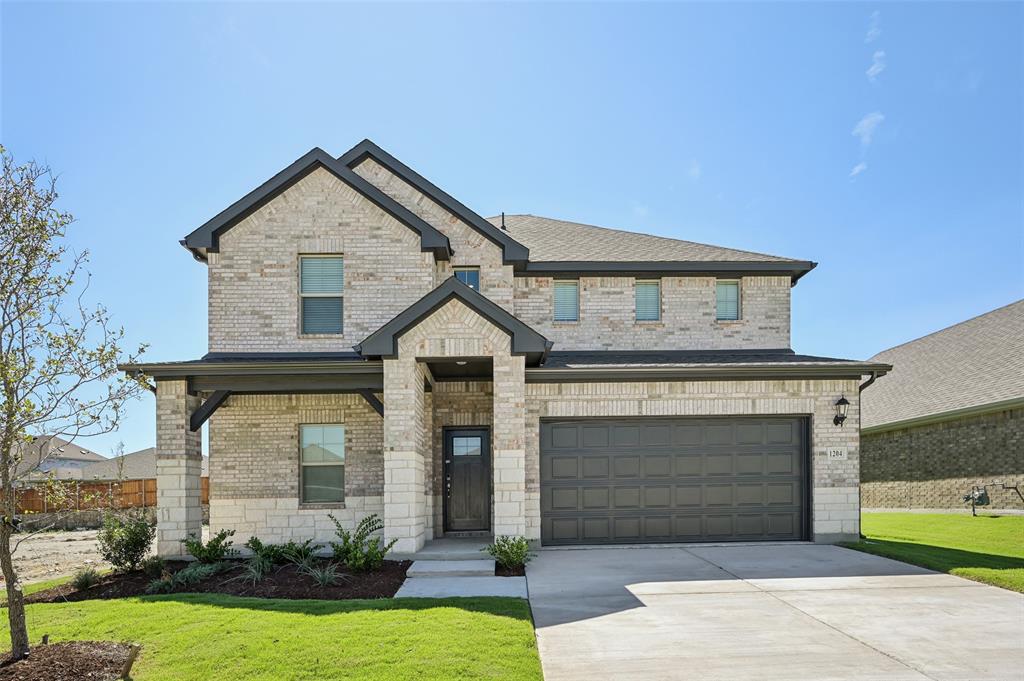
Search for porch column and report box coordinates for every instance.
[382,358,429,553]
[492,353,527,537]
[155,379,203,558]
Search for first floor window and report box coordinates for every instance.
[716,280,740,320]
[635,280,661,321]
[454,267,480,290]
[553,280,580,322]
[300,424,344,503]
[300,256,344,334]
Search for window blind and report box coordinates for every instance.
[716,281,740,320]
[635,281,660,321]
[302,298,343,334]
[553,281,579,322]
[300,257,344,294]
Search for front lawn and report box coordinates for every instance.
[843,512,1024,593]
[3,594,542,680]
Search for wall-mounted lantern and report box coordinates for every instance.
[833,395,850,427]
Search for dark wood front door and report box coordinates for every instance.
[444,428,490,531]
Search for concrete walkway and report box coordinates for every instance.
[527,544,1024,681]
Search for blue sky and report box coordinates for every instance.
[2,2,1022,456]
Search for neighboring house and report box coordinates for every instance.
[122,139,889,558]
[861,300,1024,511]
[15,436,106,482]
[79,447,210,482]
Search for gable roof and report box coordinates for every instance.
[79,447,210,480]
[181,148,452,261]
[488,214,816,282]
[339,140,530,265]
[15,436,107,479]
[355,277,551,364]
[861,299,1024,432]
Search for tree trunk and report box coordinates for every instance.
[0,522,29,660]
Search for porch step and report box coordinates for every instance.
[407,560,495,578]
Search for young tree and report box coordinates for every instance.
[0,146,146,659]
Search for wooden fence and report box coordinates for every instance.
[8,477,209,514]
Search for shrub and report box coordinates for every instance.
[483,536,533,569]
[305,562,344,587]
[140,556,166,578]
[235,554,272,586]
[281,539,319,568]
[244,537,287,565]
[146,561,231,594]
[96,512,155,572]
[72,567,101,591]
[328,513,397,572]
[183,529,237,563]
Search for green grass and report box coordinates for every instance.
[2,595,542,680]
[844,512,1024,592]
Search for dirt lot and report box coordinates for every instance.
[5,530,110,584]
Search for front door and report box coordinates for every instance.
[444,428,490,531]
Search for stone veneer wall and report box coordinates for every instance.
[207,393,385,544]
[513,275,791,350]
[522,378,862,542]
[861,407,1024,511]
[207,167,436,353]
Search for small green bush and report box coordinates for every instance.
[72,567,101,591]
[183,529,237,563]
[328,513,397,572]
[146,561,231,594]
[304,562,344,587]
[140,556,166,578]
[244,537,287,565]
[96,512,155,572]
[483,536,533,569]
[281,539,319,567]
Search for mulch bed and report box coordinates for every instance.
[0,641,134,681]
[495,564,526,577]
[25,559,411,604]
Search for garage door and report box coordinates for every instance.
[540,417,808,545]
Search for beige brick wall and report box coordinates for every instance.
[514,275,791,350]
[523,378,862,542]
[207,167,436,352]
[207,392,386,544]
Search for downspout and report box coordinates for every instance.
[858,371,879,393]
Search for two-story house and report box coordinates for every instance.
[123,140,890,557]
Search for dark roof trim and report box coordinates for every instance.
[542,349,869,367]
[354,277,551,364]
[526,363,890,383]
[519,261,818,285]
[339,140,530,266]
[119,358,382,379]
[180,148,451,261]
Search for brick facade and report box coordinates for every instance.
[862,407,1024,511]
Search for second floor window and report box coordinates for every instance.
[635,280,661,321]
[300,256,344,334]
[553,280,579,322]
[454,267,480,290]
[716,280,740,321]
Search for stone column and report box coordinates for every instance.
[155,379,203,558]
[382,358,428,553]
[492,353,527,537]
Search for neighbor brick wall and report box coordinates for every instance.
[206,393,385,544]
[513,275,791,350]
[523,378,862,542]
[861,407,1024,511]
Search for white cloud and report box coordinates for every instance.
[849,162,868,178]
[867,50,886,82]
[865,10,881,43]
[852,112,885,147]
[687,159,702,180]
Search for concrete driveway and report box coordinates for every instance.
[527,544,1024,681]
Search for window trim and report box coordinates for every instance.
[453,266,481,291]
[299,254,344,336]
[553,279,580,323]
[715,279,742,321]
[635,279,662,322]
[299,423,346,506]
